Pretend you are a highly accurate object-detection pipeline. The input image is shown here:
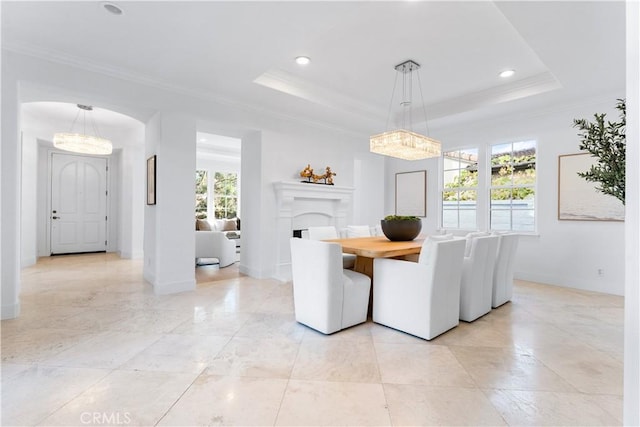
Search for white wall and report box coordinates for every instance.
[119,140,145,259]
[238,131,264,278]
[624,1,640,424]
[20,132,38,266]
[143,112,197,295]
[143,113,160,285]
[353,154,386,227]
[384,97,625,296]
[1,53,22,319]
[196,155,240,173]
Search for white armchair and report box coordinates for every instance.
[492,233,519,308]
[306,226,356,269]
[373,237,466,340]
[459,235,499,322]
[307,226,337,240]
[195,231,236,267]
[345,225,372,238]
[290,238,371,334]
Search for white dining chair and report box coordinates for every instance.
[373,236,466,340]
[290,238,371,334]
[345,225,372,238]
[306,226,356,269]
[492,233,519,308]
[459,235,499,321]
[307,226,340,240]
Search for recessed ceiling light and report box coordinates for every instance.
[499,69,515,78]
[295,56,311,66]
[102,2,124,15]
[199,138,207,143]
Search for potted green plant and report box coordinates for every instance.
[380,215,422,241]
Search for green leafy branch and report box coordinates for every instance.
[573,99,626,204]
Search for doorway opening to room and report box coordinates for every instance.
[195,132,243,279]
[20,101,144,269]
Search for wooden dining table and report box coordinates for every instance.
[325,236,425,278]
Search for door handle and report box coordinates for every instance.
[52,216,60,220]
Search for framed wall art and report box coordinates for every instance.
[395,170,427,217]
[558,153,623,221]
[147,155,156,205]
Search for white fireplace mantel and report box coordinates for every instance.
[274,181,354,216]
[273,181,354,281]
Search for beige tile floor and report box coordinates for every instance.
[1,253,623,426]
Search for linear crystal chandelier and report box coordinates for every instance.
[370,60,441,161]
[53,104,113,155]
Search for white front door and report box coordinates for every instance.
[50,153,108,255]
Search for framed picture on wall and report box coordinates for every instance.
[147,155,156,205]
[558,153,624,221]
[395,170,427,217]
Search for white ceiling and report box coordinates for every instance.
[2,1,626,136]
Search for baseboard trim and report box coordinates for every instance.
[272,262,292,282]
[153,279,195,295]
[515,271,623,296]
[21,257,37,268]
[1,301,21,320]
[239,263,274,280]
[119,250,144,259]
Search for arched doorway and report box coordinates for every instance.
[20,101,145,265]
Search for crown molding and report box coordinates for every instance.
[392,71,562,126]
[2,42,368,139]
[434,91,625,138]
[254,69,387,121]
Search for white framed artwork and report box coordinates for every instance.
[558,153,624,221]
[395,170,426,217]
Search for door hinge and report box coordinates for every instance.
[105,216,108,221]
[106,165,109,171]
[106,190,108,196]
[105,240,107,246]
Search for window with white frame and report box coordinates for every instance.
[442,148,478,230]
[213,172,238,219]
[195,170,239,220]
[489,140,536,231]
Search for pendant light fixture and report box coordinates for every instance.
[53,104,113,155]
[370,60,441,161]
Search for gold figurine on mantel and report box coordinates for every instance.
[299,164,336,185]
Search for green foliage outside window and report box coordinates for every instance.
[443,169,478,201]
[489,149,536,200]
[213,172,238,219]
[443,150,536,201]
[195,170,208,219]
[195,171,239,219]
[490,165,536,200]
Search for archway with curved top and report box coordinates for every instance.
[20,101,146,266]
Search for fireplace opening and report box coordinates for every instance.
[292,229,307,238]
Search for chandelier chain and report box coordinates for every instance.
[89,111,103,138]
[384,71,400,132]
[68,108,82,133]
[416,71,431,138]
